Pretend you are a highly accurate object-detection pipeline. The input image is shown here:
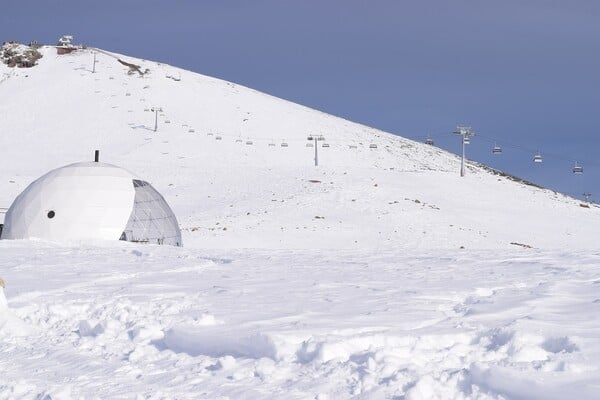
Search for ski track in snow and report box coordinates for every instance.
[2,242,600,399]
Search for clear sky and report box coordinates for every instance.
[3,1,599,200]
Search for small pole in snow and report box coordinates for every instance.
[94,150,100,162]
[92,51,97,73]
[453,126,475,177]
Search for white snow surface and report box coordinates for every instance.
[1,46,600,399]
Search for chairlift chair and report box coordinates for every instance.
[188,128,195,133]
[235,138,243,143]
[533,153,543,163]
[369,144,378,149]
[215,136,222,140]
[463,137,470,145]
[281,142,289,147]
[246,140,253,145]
[322,143,330,148]
[573,162,583,174]
[306,142,314,147]
[425,138,434,145]
[492,144,502,154]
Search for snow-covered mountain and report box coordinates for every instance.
[1,45,598,250]
[2,46,600,400]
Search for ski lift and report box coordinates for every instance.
[492,143,502,154]
[281,142,289,147]
[349,144,358,149]
[369,144,378,149]
[207,132,214,136]
[235,138,242,143]
[322,143,330,148]
[463,137,470,145]
[188,128,195,133]
[425,138,434,145]
[215,135,222,140]
[164,120,171,124]
[268,139,276,147]
[573,161,583,174]
[246,140,253,145]
[306,142,314,147]
[533,152,543,163]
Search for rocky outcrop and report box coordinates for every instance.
[1,42,42,68]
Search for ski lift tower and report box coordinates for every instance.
[453,125,475,177]
[583,192,592,203]
[307,135,326,166]
[92,50,97,73]
[151,107,163,132]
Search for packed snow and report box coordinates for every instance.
[1,45,599,399]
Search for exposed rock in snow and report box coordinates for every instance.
[1,42,42,68]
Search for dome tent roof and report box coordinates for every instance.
[1,162,182,246]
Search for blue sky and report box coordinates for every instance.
[3,1,599,200]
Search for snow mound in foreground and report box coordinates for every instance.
[1,243,599,399]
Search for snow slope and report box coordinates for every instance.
[0,46,598,250]
[2,243,600,399]
[1,46,600,399]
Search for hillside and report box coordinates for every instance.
[0,45,598,250]
[2,45,600,400]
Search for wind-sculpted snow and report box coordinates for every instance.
[1,242,599,399]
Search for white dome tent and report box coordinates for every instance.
[0,158,182,246]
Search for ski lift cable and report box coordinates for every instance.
[475,132,596,166]
[189,123,595,170]
[407,129,596,173]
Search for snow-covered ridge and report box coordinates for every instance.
[0,45,598,249]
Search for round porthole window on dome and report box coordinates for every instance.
[47,210,55,219]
